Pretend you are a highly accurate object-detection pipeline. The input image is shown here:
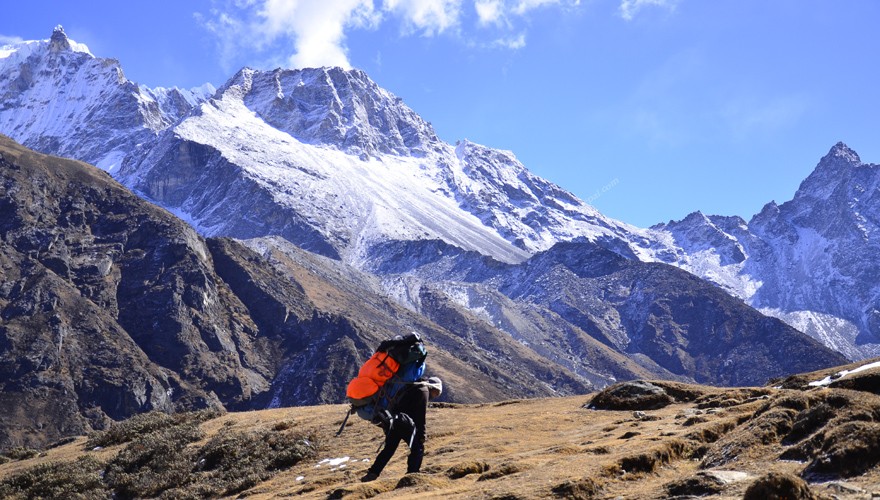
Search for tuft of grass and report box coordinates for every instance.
[272,420,295,431]
[584,446,611,455]
[446,461,490,479]
[618,439,693,474]
[683,420,736,444]
[394,473,452,491]
[551,477,601,499]
[477,463,523,481]
[665,472,726,497]
[742,472,817,500]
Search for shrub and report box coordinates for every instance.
[87,408,224,448]
[103,422,205,499]
[189,428,316,496]
[0,456,107,500]
[103,423,316,498]
[0,409,313,499]
[0,447,40,462]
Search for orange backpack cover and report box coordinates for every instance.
[346,352,400,402]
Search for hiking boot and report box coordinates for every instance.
[360,471,380,482]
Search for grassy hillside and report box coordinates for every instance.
[2,360,880,499]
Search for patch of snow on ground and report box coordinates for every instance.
[317,457,350,467]
[808,360,880,387]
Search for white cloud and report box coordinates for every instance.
[262,0,379,69]
[195,9,252,70]
[0,34,24,46]
[201,0,466,70]
[513,0,563,16]
[619,0,677,21]
[383,0,463,36]
[199,0,589,70]
[199,0,379,70]
[490,33,526,49]
[475,0,504,26]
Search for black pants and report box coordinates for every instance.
[369,416,424,474]
[368,385,428,475]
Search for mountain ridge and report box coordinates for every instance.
[656,141,880,360]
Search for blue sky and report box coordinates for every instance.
[2,1,879,227]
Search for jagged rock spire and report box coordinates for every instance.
[50,25,70,51]
[825,141,861,164]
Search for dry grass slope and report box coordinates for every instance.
[2,362,880,499]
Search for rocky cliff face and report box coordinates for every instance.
[115,64,645,266]
[233,66,442,159]
[1,136,228,447]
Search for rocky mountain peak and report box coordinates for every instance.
[49,25,71,52]
[216,65,441,158]
[794,142,864,201]
[0,28,210,171]
[826,141,861,164]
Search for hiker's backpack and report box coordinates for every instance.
[342,333,427,429]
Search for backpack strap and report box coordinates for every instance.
[381,376,416,408]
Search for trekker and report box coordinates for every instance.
[361,376,443,482]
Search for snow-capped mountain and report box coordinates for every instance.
[117,64,654,268]
[654,143,880,360]
[1,28,877,363]
[0,26,213,172]
[0,28,655,266]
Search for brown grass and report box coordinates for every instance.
[550,477,602,499]
[446,461,490,479]
[742,471,820,500]
[617,439,693,474]
[2,381,880,499]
